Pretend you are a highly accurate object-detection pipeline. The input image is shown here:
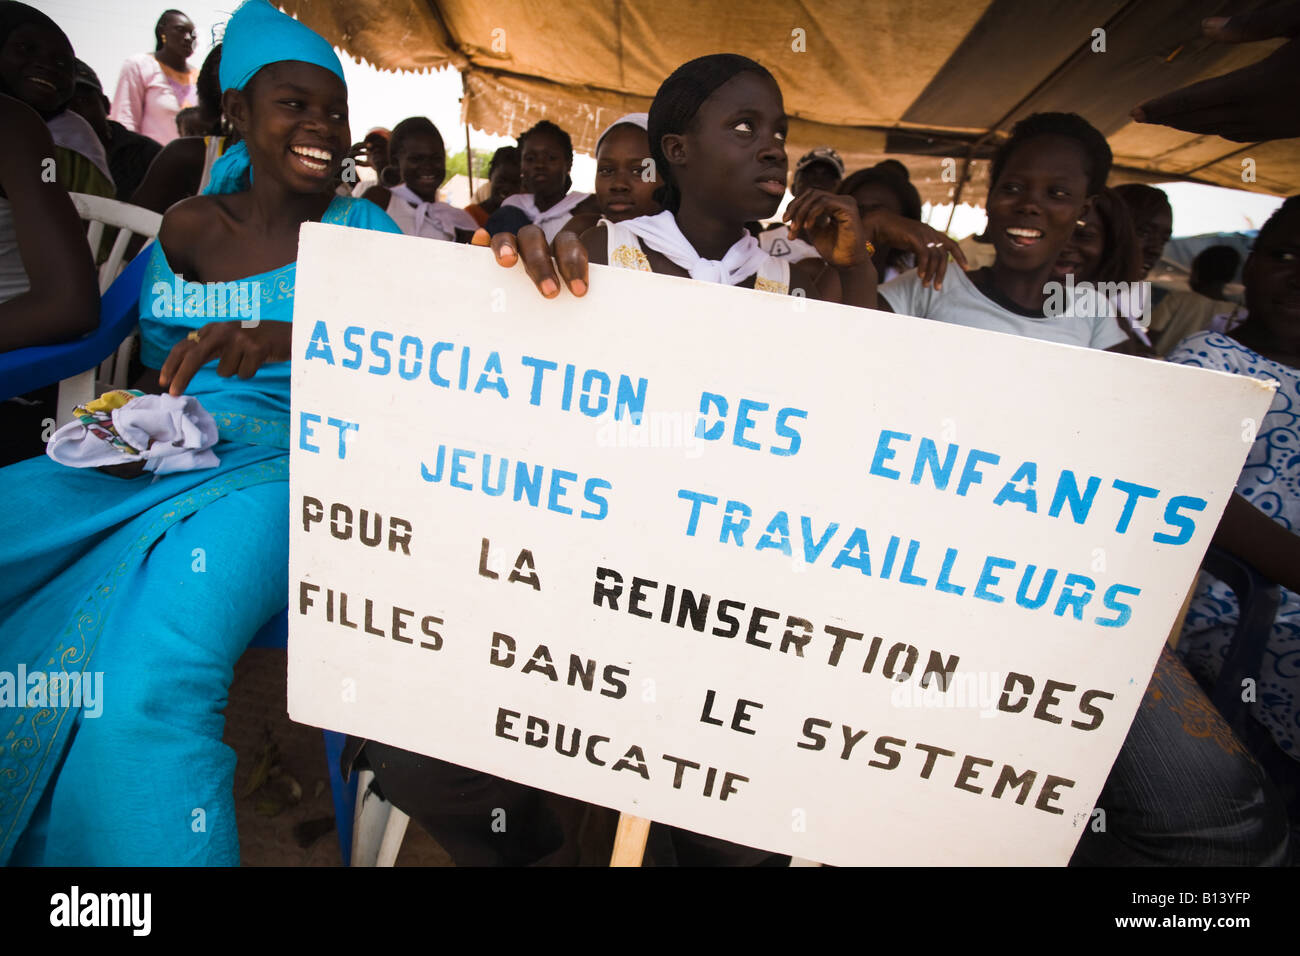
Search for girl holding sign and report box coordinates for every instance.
[0,0,400,866]
[484,53,962,308]
[353,53,966,867]
[462,59,1288,867]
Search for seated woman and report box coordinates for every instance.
[484,120,595,242]
[0,94,98,352]
[0,0,400,866]
[0,9,103,464]
[360,116,477,241]
[560,113,660,235]
[464,145,519,228]
[0,92,100,467]
[1050,186,1156,356]
[0,2,114,199]
[838,160,925,282]
[1168,195,1300,814]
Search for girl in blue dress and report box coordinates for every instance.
[0,0,399,865]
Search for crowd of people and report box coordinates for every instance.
[0,0,1297,867]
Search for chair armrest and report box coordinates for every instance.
[0,245,151,402]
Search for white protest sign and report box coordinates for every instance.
[288,223,1275,866]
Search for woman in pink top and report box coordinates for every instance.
[109,9,197,146]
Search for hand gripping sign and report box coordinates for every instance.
[288,224,1273,866]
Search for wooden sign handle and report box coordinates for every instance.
[609,813,652,866]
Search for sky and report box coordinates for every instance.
[35,0,1284,237]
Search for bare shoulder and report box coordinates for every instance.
[159,194,230,274]
[161,193,223,231]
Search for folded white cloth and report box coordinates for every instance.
[615,210,771,285]
[500,190,592,242]
[47,392,220,475]
[758,224,821,264]
[47,110,115,187]
[388,184,478,241]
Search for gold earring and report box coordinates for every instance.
[1076,219,1086,227]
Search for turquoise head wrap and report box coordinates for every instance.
[202,0,348,196]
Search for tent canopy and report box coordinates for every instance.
[280,0,1297,204]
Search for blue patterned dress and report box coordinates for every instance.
[1167,331,1300,763]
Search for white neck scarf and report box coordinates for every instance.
[47,111,115,187]
[390,184,474,241]
[503,190,589,226]
[616,210,770,286]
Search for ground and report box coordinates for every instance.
[225,648,452,866]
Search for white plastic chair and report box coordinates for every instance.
[351,769,410,866]
[57,193,162,423]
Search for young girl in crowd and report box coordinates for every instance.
[0,0,401,866]
[879,112,1129,350]
[1050,186,1156,355]
[463,145,520,227]
[560,113,661,235]
[486,119,595,242]
[361,116,477,241]
[0,3,108,465]
[838,160,925,282]
[0,92,98,351]
[1114,182,1174,283]
[1169,196,1300,812]
[579,56,876,307]
[490,55,958,309]
[0,2,113,198]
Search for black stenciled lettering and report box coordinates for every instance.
[495,707,520,741]
[593,566,623,608]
